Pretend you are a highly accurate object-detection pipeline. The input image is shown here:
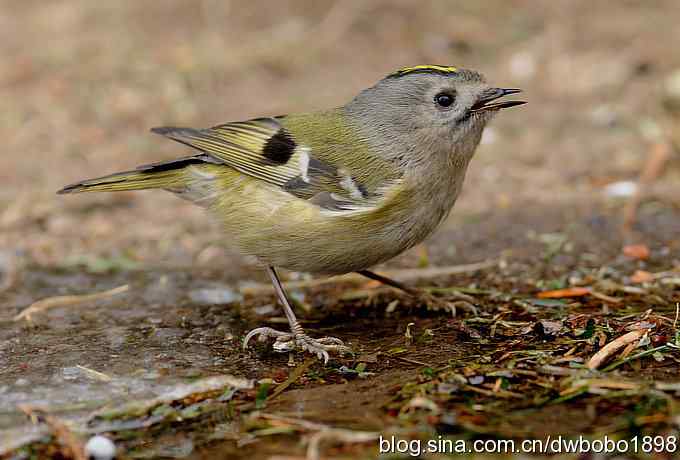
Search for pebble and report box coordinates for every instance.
[189,287,242,305]
[254,304,276,316]
[603,180,638,198]
[85,435,116,460]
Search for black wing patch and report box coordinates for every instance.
[151,117,377,212]
[261,129,296,164]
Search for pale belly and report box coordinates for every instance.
[200,169,462,275]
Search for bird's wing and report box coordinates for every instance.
[151,115,401,212]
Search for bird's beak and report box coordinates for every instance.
[470,88,526,113]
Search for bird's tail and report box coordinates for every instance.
[57,156,202,194]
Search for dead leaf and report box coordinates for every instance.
[18,405,87,460]
[14,285,129,322]
[536,320,563,336]
[623,244,650,260]
[587,329,648,370]
[630,270,654,283]
[537,287,591,299]
[361,280,382,289]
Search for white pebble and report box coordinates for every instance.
[188,287,242,304]
[85,435,116,460]
[603,180,638,198]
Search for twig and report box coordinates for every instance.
[240,260,497,295]
[587,329,648,370]
[576,378,641,391]
[392,355,431,367]
[257,413,378,460]
[462,384,523,399]
[14,284,129,322]
[590,291,622,304]
[601,345,670,372]
[90,375,252,424]
[306,428,379,460]
[18,405,87,460]
[536,365,580,376]
[268,358,315,402]
[75,365,112,382]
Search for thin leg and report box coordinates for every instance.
[356,269,477,316]
[356,270,419,296]
[243,266,350,363]
[267,266,304,336]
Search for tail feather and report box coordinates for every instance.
[56,155,208,194]
[57,169,185,194]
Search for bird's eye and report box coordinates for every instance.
[434,92,455,107]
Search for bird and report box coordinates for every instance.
[58,65,525,363]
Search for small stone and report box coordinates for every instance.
[215,324,234,340]
[468,375,484,385]
[254,304,276,316]
[85,435,116,460]
[603,180,637,198]
[189,287,242,305]
[62,367,80,381]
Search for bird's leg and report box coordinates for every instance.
[356,270,477,316]
[243,266,350,363]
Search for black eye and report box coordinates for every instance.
[434,92,455,107]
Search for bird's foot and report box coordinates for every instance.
[243,326,350,364]
[411,290,478,317]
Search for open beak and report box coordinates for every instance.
[470,88,526,113]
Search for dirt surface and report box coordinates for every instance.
[2,1,680,459]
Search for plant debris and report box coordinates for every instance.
[13,284,129,322]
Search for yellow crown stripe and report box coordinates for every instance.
[388,65,458,78]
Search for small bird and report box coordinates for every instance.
[58,65,525,363]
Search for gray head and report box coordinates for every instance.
[344,65,525,167]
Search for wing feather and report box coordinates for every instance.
[151,115,401,212]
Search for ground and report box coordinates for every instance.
[1,1,679,459]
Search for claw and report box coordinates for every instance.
[243,327,291,350]
[313,348,329,365]
[243,326,350,364]
[246,266,352,364]
[411,291,478,317]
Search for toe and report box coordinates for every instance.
[243,328,263,349]
[316,337,345,345]
[243,327,291,350]
[319,349,329,364]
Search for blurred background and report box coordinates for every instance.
[2,2,680,458]
[2,0,678,272]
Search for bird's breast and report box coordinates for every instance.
[210,156,469,274]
